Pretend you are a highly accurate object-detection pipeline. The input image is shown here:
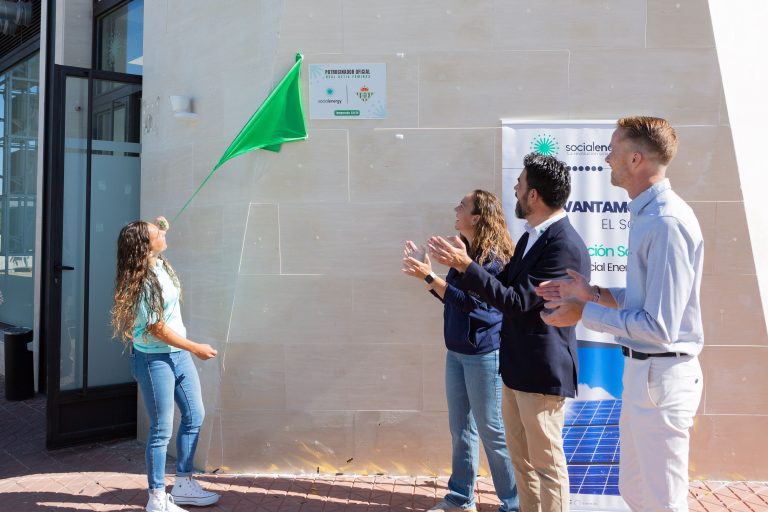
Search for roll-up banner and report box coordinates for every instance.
[502,120,629,511]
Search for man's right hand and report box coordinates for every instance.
[193,343,218,360]
[536,268,594,302]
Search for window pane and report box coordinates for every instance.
[59,76,89,390]
[0,53,39,328]
[87,79,141,387]
[96,0,143,75]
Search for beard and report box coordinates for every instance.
[515,199,529,219]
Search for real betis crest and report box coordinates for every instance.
[356,86,374,102]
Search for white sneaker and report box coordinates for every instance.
[427,499,477,512]
[170,475,221,506]
[146,490,189,512]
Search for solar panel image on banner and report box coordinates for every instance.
[564,425,620,464]
[568,464,621,496]
[565,399,622,496]
[566,399,622,427]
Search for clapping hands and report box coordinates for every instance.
[536,269,592,327]
[535,269,593,303]
[427,236,472,272]
[402,241,432,280]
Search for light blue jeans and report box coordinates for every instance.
[444,349,519,512]
[132,349,205,490]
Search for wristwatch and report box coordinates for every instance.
[424,272,437,284]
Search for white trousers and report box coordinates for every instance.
[619,354,703,511]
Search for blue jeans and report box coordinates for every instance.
[132,349,205,490]
[445,350,519,512]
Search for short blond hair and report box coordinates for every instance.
[617,116,678,165]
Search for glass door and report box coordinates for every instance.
[45,66,141,448]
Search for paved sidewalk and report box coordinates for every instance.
[1,381,767,511]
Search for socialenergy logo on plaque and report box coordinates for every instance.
[308,63,387,119]
[502,120,630,511]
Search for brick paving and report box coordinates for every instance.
[2,378,767,511]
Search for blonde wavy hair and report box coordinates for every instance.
[460,190,515,266]
[111,221,181,343]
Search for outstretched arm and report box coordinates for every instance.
[147,321,218,360]
[458,240,582,318]
[581,218,697,346]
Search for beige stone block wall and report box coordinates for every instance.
[139,0,767,478]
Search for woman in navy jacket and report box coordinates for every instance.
[403,190,519,512]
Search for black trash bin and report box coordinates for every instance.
[3,328,34,401]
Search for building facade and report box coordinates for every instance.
[0,0,765,480]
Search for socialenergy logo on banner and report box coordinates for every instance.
[527,133,613,158]
[529,133,561,156]
[564,140,612,156]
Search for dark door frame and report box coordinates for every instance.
[43,64,141,449]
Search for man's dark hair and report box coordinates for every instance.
[523,152,571,209]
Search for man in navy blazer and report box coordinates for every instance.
[429,153,590,512]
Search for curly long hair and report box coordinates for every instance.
[111,221,181,342]
[460,190,515,266]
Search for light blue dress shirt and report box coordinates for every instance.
[582,179,704,356]
[132,259,185,353]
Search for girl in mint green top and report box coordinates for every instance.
[132,257,186,353]
[112,218,220,511]
[111,217,214,357]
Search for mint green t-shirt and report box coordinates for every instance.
[132,259,185,353]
